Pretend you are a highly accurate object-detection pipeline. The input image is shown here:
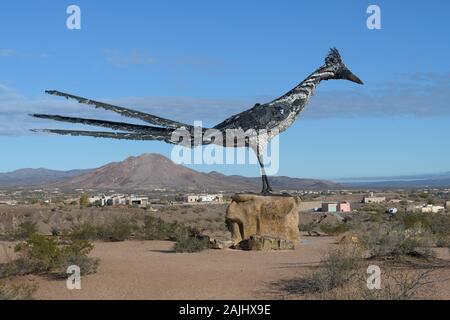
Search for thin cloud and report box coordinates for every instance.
[101,49,156,67]
[304,72,450,118]
[1,72,450,136]
[0,49,48,59]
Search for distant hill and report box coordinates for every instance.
[0,153,342,192]
[0,168,91,187]
[57,154,342,192]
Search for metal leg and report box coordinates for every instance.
[257,153,272,195]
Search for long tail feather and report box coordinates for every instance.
[31,129,177,142]
[45,90,191,129]
[31,114,158,133]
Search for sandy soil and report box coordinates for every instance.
[3,236,450,300]
[6,237,334,300]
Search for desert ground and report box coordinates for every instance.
[1,236,330,300]
[1,236,450,300]
[2,203,450,300]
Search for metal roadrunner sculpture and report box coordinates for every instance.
[32,48,363,194]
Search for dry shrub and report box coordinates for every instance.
[0,282,38,300]
[274,244,362,296]
[2,235,98,278]
[358,224,435,260]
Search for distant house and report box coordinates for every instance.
[421,205,445,213]
[89,195,106,206]
[299,201,322,212]
[186,195,199,203]
[322,203,338,213]
[363,192,386,204]
[446,201,450,210]
[337,202,352,212]
[127,196,148,208]
[0,200,17,206]
[185,194,223,203]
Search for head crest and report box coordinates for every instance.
[325,48,343,66]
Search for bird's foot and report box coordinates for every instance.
[260,188,273,196]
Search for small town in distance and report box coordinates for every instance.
[1,187,449,215]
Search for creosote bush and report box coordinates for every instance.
[0,221,39,241]
[274,244,362,295]
[173,236,210,253]
[358,224,435,260]
[0,282,38,300]
[1,235,98,278]
[63,217,136,242]
[98,217,135,242]
[319,223,351,236]
[142,216,209,253]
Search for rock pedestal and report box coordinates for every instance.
[225,194,300,250]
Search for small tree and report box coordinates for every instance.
[79,193,90,207]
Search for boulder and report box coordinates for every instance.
[225,194,301,248]
[238,235,295,251]
[210,238,235,250]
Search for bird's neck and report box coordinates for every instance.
[269,66,335,113]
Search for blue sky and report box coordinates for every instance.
[1,0,449,179]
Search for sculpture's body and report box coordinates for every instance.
[32,48,363,194]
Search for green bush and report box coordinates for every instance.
[14,235,60,273]
[320,223,351,236]
[65,218,136,242]
[427,214,450,238]
[79,193,90,207]
[359,224,435,260]
[11,221,38,240]
[65,223,99,241]
[275,244,362,295]
[8,235,98,277]
[173,236,210,253]
[142,215,208,252]
[397,212,430,230]
[143,216,186,240]
[98,217,135,242]
[55,240,99,277]
[299,222,316,232]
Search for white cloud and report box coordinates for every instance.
[101,49,156,67]
[1,72,449,136]
[0,49,48,59]
[304,72,450,118]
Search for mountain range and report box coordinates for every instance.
[0,154,341,192]
[1,154,449,191]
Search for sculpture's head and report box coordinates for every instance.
[323,48,364,85]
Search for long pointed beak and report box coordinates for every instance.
[347,72,364,85]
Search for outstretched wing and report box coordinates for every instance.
[45,90,191,129]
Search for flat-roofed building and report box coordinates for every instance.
[322,202,338,213]
[363,192,386,203]
[299,201,322,212]
[337,202,352,212]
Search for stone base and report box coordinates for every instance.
[210,238,235,250]
[225,193,301,249]
[238,235,295,251]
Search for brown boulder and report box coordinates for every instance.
[238,235,295,251]
[225,194,301,247]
